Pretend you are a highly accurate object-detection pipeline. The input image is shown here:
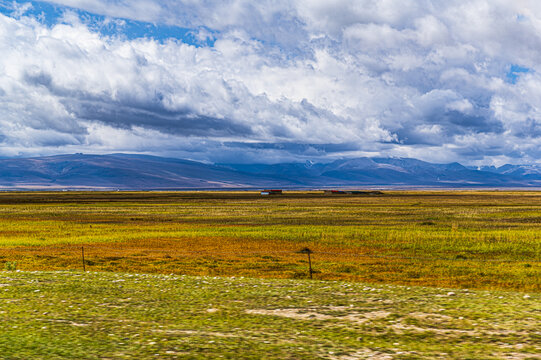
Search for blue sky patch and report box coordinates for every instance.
[516,14,527,22]
[0,0,214,46]
[0,0,60,27]
[506,64,530,84]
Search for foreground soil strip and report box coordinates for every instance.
[0,271,539,359]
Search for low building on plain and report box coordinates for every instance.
[261,189,283,195]
[324,190,383,195]
[324,190,346,194]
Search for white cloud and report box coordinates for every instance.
[0,1,540,164]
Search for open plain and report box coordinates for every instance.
[0,191,539,291]
[0,191,540,359]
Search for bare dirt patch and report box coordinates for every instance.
[246,308,391,325]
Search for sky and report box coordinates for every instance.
[0,1,540,165]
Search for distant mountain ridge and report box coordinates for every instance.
[475,164,541,178]
[0,153,540,190]
[220,157,541,187]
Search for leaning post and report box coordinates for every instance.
[82,246,86,272]
[298,247,314,279]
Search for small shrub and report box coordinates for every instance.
[407,271,421,279]
[4,261,17,271]
[336,265,357,274]
[291,271,307,279]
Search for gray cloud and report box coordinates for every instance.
[23,67,253,136]
[64,99,253,136]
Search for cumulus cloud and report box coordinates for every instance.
[0,0,540,164]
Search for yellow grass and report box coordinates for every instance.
[0,191,539,291]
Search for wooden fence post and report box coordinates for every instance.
[298,247,313,279]
[82,246,86,272]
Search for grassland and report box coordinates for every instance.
[1,271,539,359]
[0,191,539,291]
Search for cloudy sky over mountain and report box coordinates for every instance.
[0,0,540,165]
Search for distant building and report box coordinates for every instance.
[324,190,383,195]
[324,190,346,194]
[261,189,283,195]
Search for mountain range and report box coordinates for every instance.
[0,153,540,190]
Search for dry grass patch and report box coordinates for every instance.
[0,191,539,291]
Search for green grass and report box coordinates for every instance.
[0,191,540,291]
[1,191,540,255]
[0,271,539,359]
